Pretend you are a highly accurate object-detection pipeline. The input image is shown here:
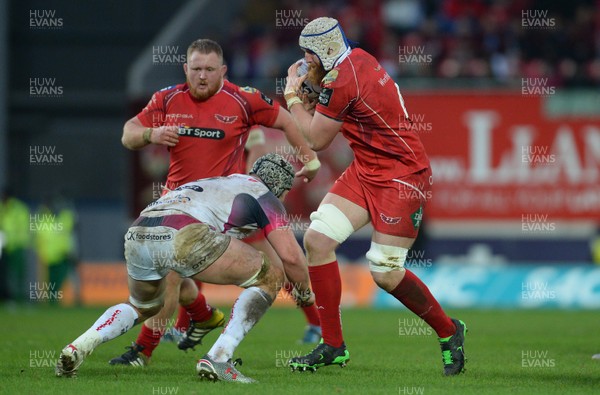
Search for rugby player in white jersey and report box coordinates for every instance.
[55,154,314,383]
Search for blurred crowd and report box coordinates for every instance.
[224,0,600,87]
[0,190,79,303]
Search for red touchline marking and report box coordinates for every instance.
[95,309,121,331]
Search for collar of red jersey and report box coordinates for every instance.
[215,80,224,95]
[332,47,352,69]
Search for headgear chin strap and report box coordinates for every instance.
[299,17,350,71]
[250,153,295,198]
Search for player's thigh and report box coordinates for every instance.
[370,168,430,239]
[320,192,370,230]
[305,192,370,251]
[192,237,267,286]
[372,232,415,249]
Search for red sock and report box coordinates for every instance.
[389,269,456,338]
[174,306,190,332]
[183,292,213,322]
[136,323,162,358]
[301,304,320,326]
[309,261,343,347]
[283,282,320,326]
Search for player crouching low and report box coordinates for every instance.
[55,153,314,383]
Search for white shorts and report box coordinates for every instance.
[124,210,230,281]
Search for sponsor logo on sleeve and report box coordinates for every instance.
[147,195,191,208]
[174,185,204,193]
[318,88,333,107]
[322,69,339,86]
[260,92,273,105]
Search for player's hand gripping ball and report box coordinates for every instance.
[296,59,320,100]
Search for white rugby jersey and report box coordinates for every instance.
[140,174,288,239]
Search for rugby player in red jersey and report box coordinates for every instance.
[283,18,467,375]
[110,39,321,367]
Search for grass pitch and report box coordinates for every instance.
[1,305,597,395]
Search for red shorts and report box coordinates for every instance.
[329,163,431,238]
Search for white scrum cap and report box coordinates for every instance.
[299,17,350,71]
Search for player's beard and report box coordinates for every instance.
[187,77,222,101]
[307,62,327,87]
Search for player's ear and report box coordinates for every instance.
[183,62,188,74]
[221,64,227,77]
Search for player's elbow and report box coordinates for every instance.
[121,134,131,149]
[121,129,139,150]
[308,137,332,151]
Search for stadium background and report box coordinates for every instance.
[1,0,599,310]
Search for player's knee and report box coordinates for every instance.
[367,242,409,288]
[240,252,283,299]
[307,204,354,249]
[304,230,339,265]
[370,270,407,292]
[128,296,163,321]
[166,271,184,286]
[303,229,325,257]
[178,278,197,305]
[264,261,284,296]
[239,252,274,286]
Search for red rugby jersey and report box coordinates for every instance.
[316,48,430,181]
[136,80,280,190]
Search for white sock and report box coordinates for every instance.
[208,287,272,363]
[70,303,139,356]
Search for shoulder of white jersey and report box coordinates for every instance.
[226,173,263,185]
[227,174,271,193]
